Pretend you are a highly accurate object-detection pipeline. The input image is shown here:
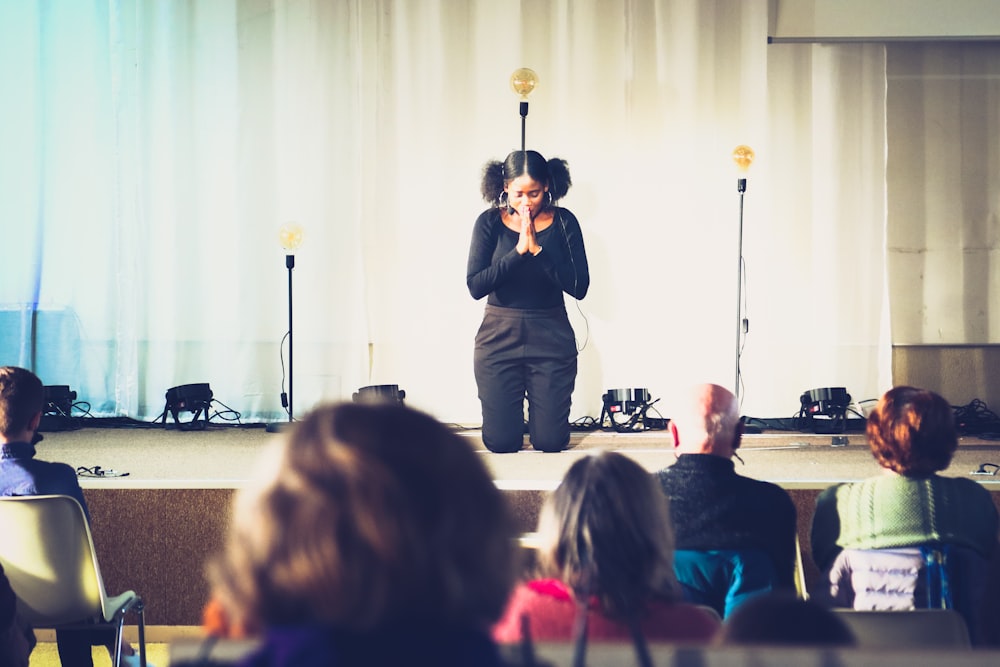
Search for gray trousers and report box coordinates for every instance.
[474,304,577,453]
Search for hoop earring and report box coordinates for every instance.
[498,192,509,209]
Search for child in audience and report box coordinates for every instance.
[205,402,520,667]
[493,451,720,644]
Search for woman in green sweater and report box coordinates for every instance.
[811,385,998,572]
[810,386,1000,645]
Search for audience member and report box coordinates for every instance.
[0,366,143,667]
[206,402,520,667]
[0,367,88,514]
[716,591,855,647]
[493,451,720,645]
[810,385,1000,644]
[811,385,998,570]
[656,383,797,617]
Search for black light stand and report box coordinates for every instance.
[735,176,746,402]
[267,253,295,433]
[520,100,528,153]
[40,385,81,432]
[286,252,294,423]
[730,145,754,405]
[510,67,537,153]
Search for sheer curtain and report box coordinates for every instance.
[745,42,892,415]
[0,0,889,423]
[887,42,1000,345]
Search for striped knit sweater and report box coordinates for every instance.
[810,473,999,572]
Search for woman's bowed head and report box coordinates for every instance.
[481,150,571,256]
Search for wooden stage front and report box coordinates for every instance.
[29,423,1000,626]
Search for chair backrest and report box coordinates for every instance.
[673,549,778,618]
[826,547,928,610]
[823,544,992,645]
[832,609,971,648]
[0,495,108,626]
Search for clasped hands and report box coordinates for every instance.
[513,204,543,256]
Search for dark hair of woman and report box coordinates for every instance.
[866,385,958,476]
[535,451,681,620]
[480,149,572,205]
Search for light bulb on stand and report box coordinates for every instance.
[510,67,538,100]
[510,68,539,152]
[732,145,755,194]
[279,222,304,253]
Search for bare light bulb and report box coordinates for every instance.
[510,68,539,99]
[732,145,755,173]
[279,222,304,252]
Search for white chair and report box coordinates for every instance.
[0,495,146,667]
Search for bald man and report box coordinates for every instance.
[656,383,797,616]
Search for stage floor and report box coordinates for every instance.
[34,423,1000,492]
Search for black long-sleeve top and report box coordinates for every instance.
[466,207,589,307]
[656,454,798,589]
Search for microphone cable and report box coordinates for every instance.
[556,209,591,352]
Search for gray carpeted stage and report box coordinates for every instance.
[26,423,1000,628]
[47,422,1000,488]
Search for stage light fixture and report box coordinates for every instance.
[162,383,214,430]
[600,388,663,432]
[352,385,406,405]
[797,387,851,434]
[39,385,82,432]
[43,385,77,417]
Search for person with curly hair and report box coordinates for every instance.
[811,385,998,571]
[810,386,1000,645]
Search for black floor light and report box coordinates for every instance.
[43,385,76,417]
[40,385,81,432]
[162,383,214,430]
[732,145,755,403]
[797,387,852,434]
[353,385,406,405]
[600,388,664,432]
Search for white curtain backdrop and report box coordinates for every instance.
[0,0,890,424]
[887,42,1000,345]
